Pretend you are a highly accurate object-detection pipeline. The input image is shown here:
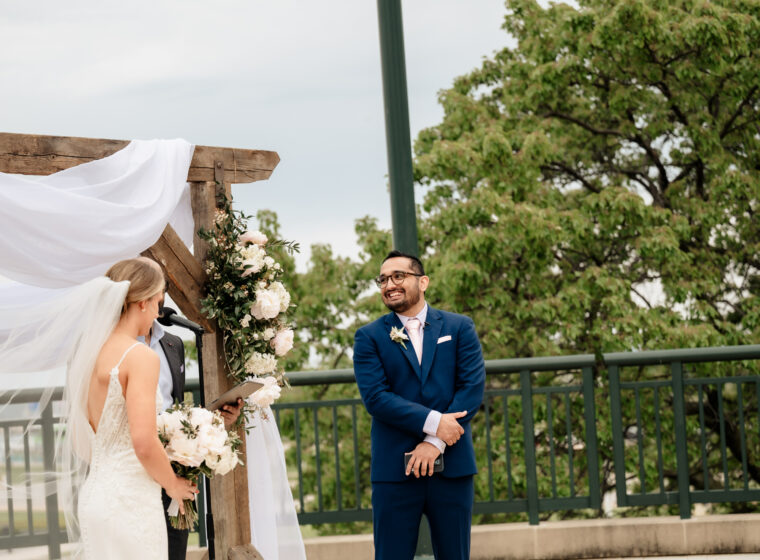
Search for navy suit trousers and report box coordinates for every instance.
[371,475,474,560]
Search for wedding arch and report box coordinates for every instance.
[0,131,278,559]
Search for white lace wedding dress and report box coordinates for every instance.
[77,343,167,559]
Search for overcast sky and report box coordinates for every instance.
[1,0,510,269]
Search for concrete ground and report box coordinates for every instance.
[3,514,760,560]
[1,550,759,559]
[1,547,759,559]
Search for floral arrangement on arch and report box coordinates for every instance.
[198,195,298,417]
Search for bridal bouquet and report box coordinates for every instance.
[199,195,298,421]
[157,402,243,529]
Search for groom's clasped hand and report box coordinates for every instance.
[404,410,467,478]
[436,410,467,446]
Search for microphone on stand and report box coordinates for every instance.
[158,306,204,334]
[157,305,214,557]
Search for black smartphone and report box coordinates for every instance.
[404,452,444,473]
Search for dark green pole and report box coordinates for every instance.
[377,8,429,558]
[377,0,419,256]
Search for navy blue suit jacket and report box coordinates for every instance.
[353,306,485,482]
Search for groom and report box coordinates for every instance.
[353,250,485,560]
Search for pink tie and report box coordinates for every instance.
[406,318,423,364]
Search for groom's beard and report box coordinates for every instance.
[382,284,421,313]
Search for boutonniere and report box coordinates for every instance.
[389,326,409,349]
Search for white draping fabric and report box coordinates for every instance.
[0,139,195,288]
[246,409,307,560]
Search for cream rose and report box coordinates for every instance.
[244,352,278,375]
[240,244,266,277]
[198,424,228,458]
[269,281,291,312]
[158,410,184,436]
[251,289,281,320]
[239,230,268,246]
[210,447,240,476]
[272,329,294,356]
[248,376,282,408]
[168,434,204,467]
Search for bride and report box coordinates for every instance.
[75,257,197,559]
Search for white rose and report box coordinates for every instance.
[263,256,275,268]
[212,447,240,476]
[239,244,266,277]
[239,230,268,246]
[272,329,294,356]
[168,434,204,467]
[198,424,228,457]
[251,289,281,320]
[248,376,282,408]
[189,406,215,427]
[262,328,275,341]
[269,281,291,312]
[240,313,251,329]
[158,410,184,437]
[205,452,222,471]
[244,352,278,375]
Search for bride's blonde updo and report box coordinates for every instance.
[105,257,165,315]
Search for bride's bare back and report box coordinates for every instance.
[87,335,154,432]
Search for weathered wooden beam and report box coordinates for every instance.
[0,132,279,184]
[141,224,214,333]
[201,332,251,557]
[192,180,252,557]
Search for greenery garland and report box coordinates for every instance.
[198,195,299,416]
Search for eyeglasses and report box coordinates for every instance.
[374,270,423,288]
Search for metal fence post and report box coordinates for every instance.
[520,369,540,525]
[41,401,62,559]
[582,367,601,509]
[671,361,691,519]
[608,364,628,509]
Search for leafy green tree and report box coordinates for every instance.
[416,0,760,357]
[278,0,760,530]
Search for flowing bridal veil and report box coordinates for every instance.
[0,139,305,557]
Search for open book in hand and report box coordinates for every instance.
[207,380,264,411]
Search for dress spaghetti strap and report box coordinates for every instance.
[112,341,141,372]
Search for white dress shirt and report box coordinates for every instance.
[396,304,446,453]
[138,320,174,411]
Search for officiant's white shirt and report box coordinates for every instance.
[138,320,174,411]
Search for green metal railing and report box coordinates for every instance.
[607,346,760,517]
[274,355,603,527]
[272,345,760,527]
[0,387,64,557]
[2,344,760,558]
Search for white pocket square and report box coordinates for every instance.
[437,335,452,344]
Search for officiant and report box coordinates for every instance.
[141,286,242,560]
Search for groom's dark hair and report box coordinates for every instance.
[383,250,425,276]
